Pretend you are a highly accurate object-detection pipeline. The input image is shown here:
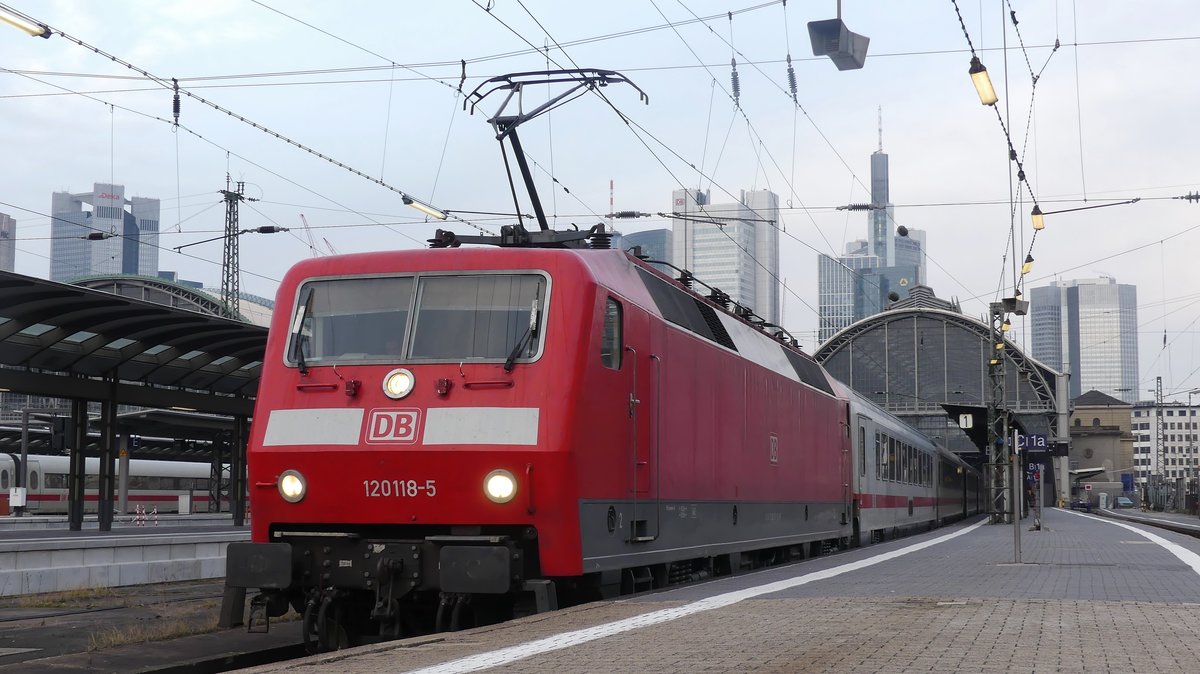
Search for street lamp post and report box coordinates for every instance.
[1189,389,1200,513]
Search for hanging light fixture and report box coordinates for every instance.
[1001,319,1012,332]
[968,56,998,106]
[1022,254,1035,275]
[1031,205,1045,231]
[0,5,51,38]
[402,196,447,221]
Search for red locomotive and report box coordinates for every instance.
[225,67,979,651]
[226,235,980,650]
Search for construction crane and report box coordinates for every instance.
[299,214,320,257]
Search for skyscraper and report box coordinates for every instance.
[621,228,673,275]
[1030,277,1139,402]
[0,213,14,272]
[816,118,925,343]
[670,188,780,324]
[50,183,160,282]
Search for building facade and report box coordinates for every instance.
[1030,277,1138,403]
[817,138,925,344]
[0,212,14,272]
[1130,400,1197,490]
[670,188,780,324]
[50,183,160,282]
[1069,390,1135,502]
[621,228,673,274]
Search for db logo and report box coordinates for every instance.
[365,409,421,444]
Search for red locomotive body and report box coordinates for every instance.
[227,245,974,650]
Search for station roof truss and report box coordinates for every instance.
[814,307,1064,457]
[0,271,266,416]
[71,274,248,322]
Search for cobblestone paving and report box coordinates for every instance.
[240,509,1200,673]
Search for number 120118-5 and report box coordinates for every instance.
[363,479,436,497]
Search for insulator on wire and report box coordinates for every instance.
[172,78,180,126]
[786,54,797,102]
[730,58,741,107]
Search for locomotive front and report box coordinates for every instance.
[226,250,582,649]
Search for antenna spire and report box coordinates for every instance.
[877,105,883,152]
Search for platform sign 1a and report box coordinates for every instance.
[1016,433,1048,452]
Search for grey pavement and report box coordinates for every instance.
[238,508,1200,673]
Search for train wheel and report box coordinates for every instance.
[302,591,351,653]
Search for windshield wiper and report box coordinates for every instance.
[503,297,540,373]
[290,287,313,375]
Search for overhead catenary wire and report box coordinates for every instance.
[653,0,963,310]
[32,18,475,234]
[479,0,816,326]
[0,198,281,284]
[0,64,439,250]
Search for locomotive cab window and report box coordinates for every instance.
[600,298,622,369]
[285,273,547,365]
[289,276,415,364]
[409,275,545,360]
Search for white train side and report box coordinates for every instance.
[0,453,215,514]
[839,384,982,545]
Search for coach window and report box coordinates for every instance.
[858,427,866,477]
[601,298,622,369]
[889,438,899,482]
[878,429,888,477]
[29,470,38,490]
[0,469,7,489]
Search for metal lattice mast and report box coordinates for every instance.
[220,180,244,320]
[987,301,1009,523]
[1154,376,1165,508]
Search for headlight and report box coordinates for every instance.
[382,368,415,399]
[484,469,517,503]
[278,469,307,503]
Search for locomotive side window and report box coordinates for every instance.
[601,298,622,369]
[29,470,39,490]
[410,275,545,360]
[1,469,7,489]
[289,277,415,364]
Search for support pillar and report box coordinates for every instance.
[67,399,88,531]
[232,415,247,527]
[118,433,130,515]
[98,384,117,531]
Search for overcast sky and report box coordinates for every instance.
[2,1,1198,399]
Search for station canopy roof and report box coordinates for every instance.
[0,409,242,461]
[0,271,267,416]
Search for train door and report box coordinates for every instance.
[840,406,852,525]
[625,304,658,542]
[853,414,871,543]
[25,458,40,512]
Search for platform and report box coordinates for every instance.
[0,519,248,596]
[235,508,1200,673]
